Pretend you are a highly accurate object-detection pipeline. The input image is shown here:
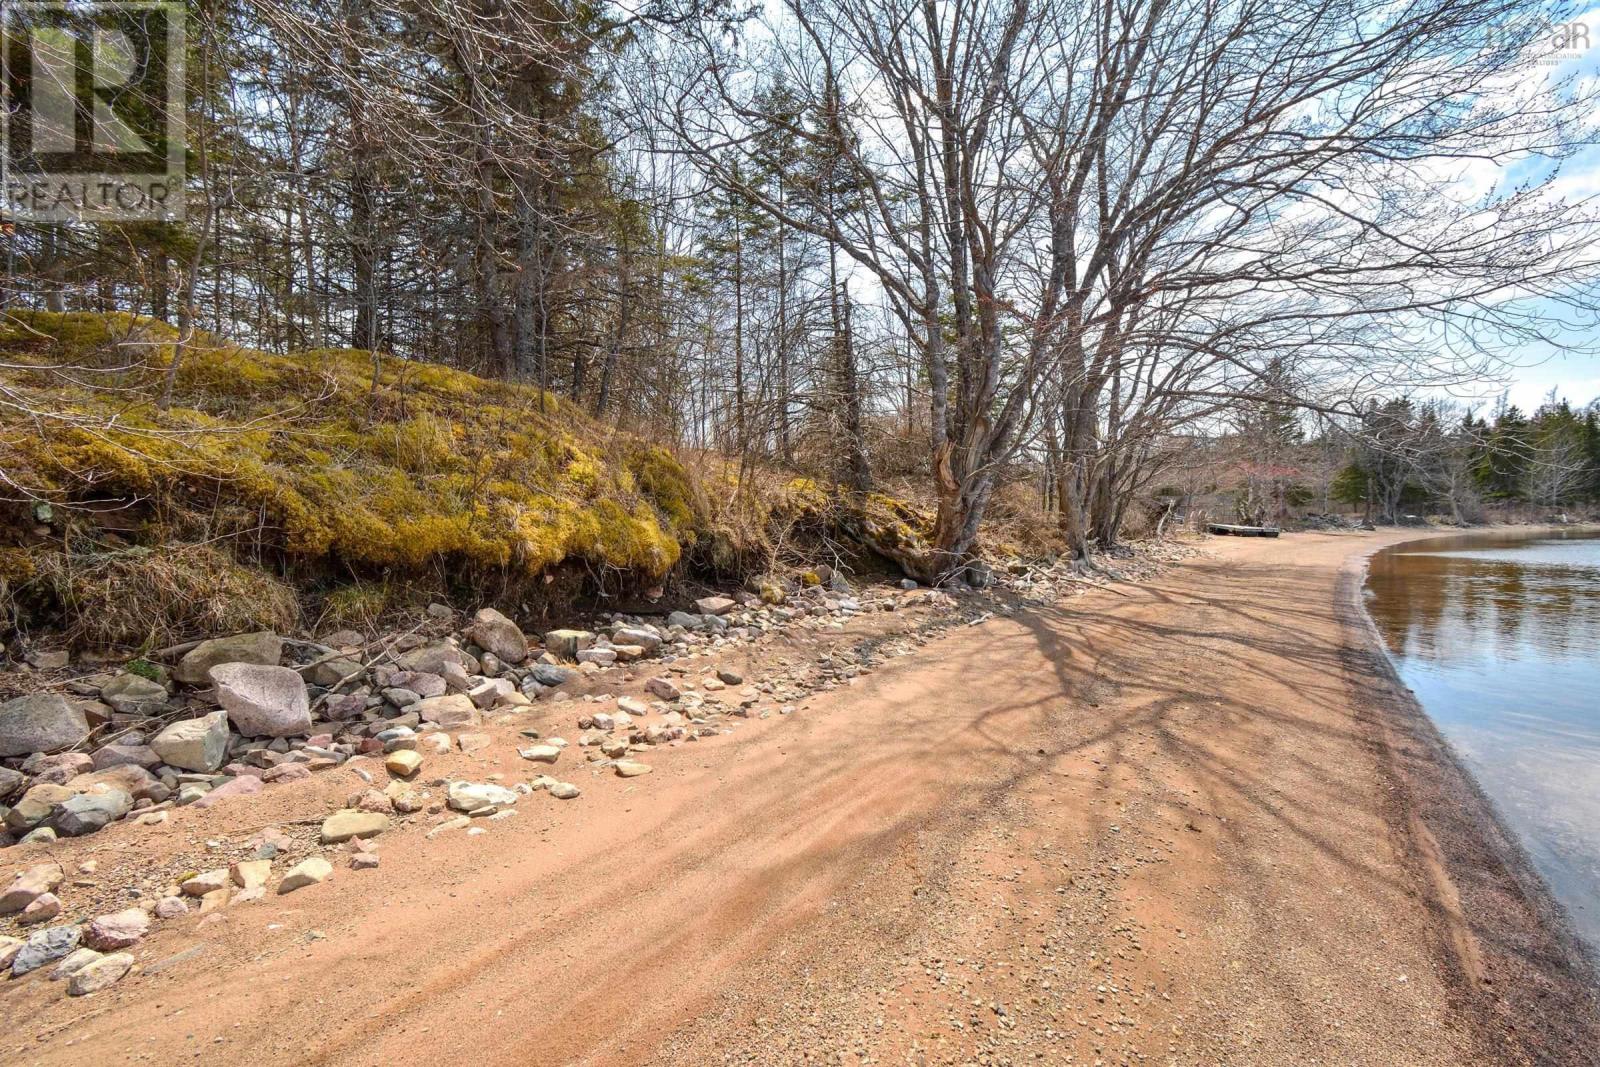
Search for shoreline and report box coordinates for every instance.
[1339,527,1600,1063]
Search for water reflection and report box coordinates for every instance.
[1365,530,1600,952]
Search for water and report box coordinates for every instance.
[1365,529,1600,951]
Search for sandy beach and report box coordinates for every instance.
[4,529,1597,1065]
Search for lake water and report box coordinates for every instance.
[1365,529,1600,952]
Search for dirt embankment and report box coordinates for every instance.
[4,530,1597,1066]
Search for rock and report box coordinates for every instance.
[645,677,681,701]
[614,760,653,778]
[414,694,480,729]
[0,694,89,757]
[230,860,272,889]
[617,696,649,715]
[261,763,312,783]
[68,952,134,995]
[542,628,595,662]
[5,782,72,832]
[277,857,333,894]
[548,781,581,800]
[465,608,528,665]
[49,947,103,981]
[50,788,133,835]
[25,750,95,784]
[418,732,452,755]
[307,658,364,688]
[457,732,492,754]
[192,774,263,810]
[576,648,617,667]
[0,766,26,803]
[612,626,662,653]
[0,936,21,970]
[174,631,282,686]
[350,852,380,870]
[519,744,561,764]
[600,737,628,758]
[695,596,736,616]
[91,743,162,771]
[467,678,514,710]
[385,750,423,778]
[99,673,171,716]
[716,669,744,685]
[19,893,62,924]
[150,711,229,772]
[395,640,469,677]
[154,896,189,919]
[11,925,81,976]
[84,908,150,950]
[66,763,162,801]
[611,644,647,662]
[530,663,576,688]
[446,781,518,814]
[210,662,312,738]
[667,610,703,631]
[1,863,63,914]
[320,810,389,844]
[390,671,448,698]
[182,869,231,897]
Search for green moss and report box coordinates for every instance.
[1,311,705,588]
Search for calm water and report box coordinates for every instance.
[1365,529,1600,951]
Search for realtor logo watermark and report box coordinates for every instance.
[1,1,184,222]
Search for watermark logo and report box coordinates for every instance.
[2,1,184,222]
[1486,18,1594,67]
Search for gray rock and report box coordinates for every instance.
[305,658,364,688]
[645,677,681,701]
[11,925,81,976]
[173,631,282,686]
[530,664,576,688]
[98,673,170,716]
[0,766,25,803]
[446,781,518,813]
[66,764,162,801]
[150,711,229,772]
[0,694,89,757]
[470,608,530,664]
[467,677,514,709]
[50,788,133,836]
[666,610,703,631]
[413,694,479,729]
[91,743,162,771]
[4,782,71,832]
[210,663,312,737]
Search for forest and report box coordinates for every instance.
[6,0,1600,626]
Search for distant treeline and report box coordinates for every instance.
[1334,397,1600,523]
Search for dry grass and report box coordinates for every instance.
[23,543,300,649]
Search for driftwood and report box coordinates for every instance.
[1207,523,1281,538]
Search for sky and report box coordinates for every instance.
[1487,6,1600,413]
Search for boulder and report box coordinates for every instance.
[414,693,480,728]
[695,596,737,616]
[645,677,681,701]
[530,664,576,688]
[91,743,162,771]
[320,810,389,844]
[150,711,229,772]
[191,774,263,809]
[390,671,447,698]
[66,764,162,801]
[278,857,332,894]
[210,663,312,737]
[446,781,518,814]
[0,766,26,803]
[98,673,170,716]
[173,631,282,686]
[0,862,64,915]
[11,925,81,976]
[467,678,515,709]
[0,694,89,757]
[384,749,423,778]
[4,783,72,832]
[50,788,133,836]
[22,750,94,784]
[83,908,150,951]
[541,628,595,662]
[611,626,662,653]
[396,640,469,676]
[470,608,530,664]
[67,952,134,995]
